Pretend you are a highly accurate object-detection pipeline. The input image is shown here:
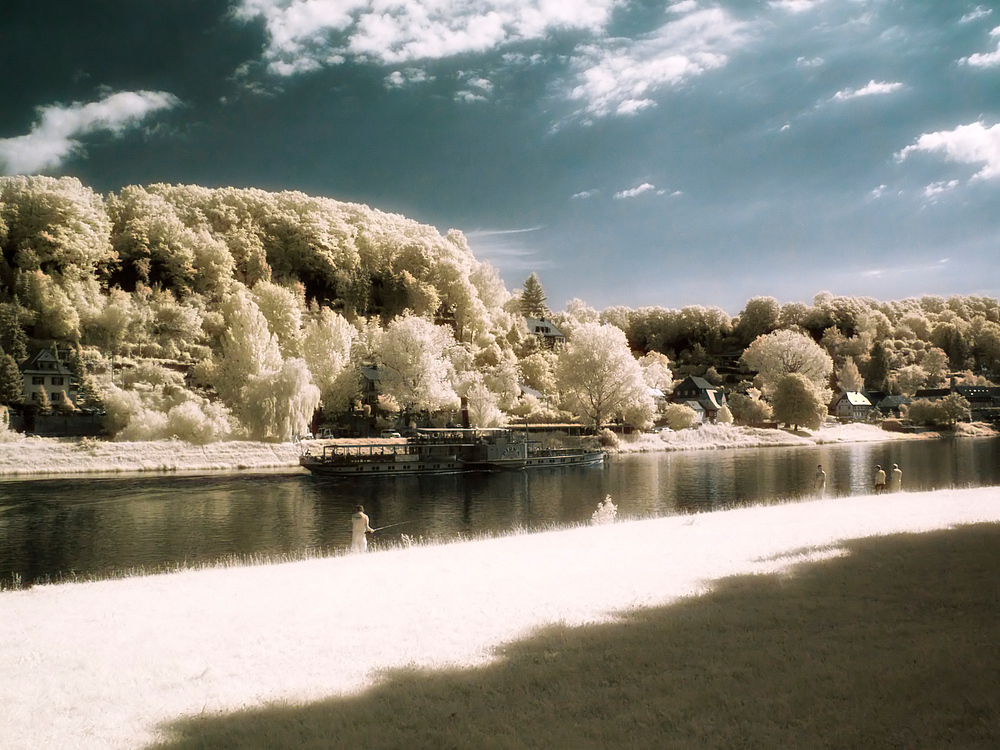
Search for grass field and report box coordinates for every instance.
[2,487,999,749]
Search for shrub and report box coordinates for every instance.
[597,428,619,448]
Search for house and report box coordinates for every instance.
[872,394,910,419]
[524,317,565,349]
[20,346,77,408]
[831,391,872,421]
[670,376,726,422]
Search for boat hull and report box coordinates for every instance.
[299,449,604,477]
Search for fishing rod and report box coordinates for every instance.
[370,520,416,533]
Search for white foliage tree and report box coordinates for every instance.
[740,329,834,399]
[836,356,865,393]
[556,322,654,428]
[638,351,673,391]
[212,287,319,441]
[374,315,460,415]
[301,307,359,415]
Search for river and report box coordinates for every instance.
[2,436,998,587]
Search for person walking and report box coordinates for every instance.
[814,464,827,495]
[874,465,887,494]
[351,504,374,553]
[890,463,903,492]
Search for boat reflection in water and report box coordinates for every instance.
[299,427,605,477]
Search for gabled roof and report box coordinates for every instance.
[877,395,910,408]
[836,391,872,407]
[677,375,717,391]
[519,383,544,399]
[20,347,74,376]
[684,400,705,413]
[524,317,565,337]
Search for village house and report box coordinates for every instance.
[524,317,566,349]
[670,376,726,422]
[19,346,77,408]
[831,391,873,421]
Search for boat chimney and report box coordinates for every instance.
[460,396,470,429]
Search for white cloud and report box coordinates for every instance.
[898,121,1000,181]
[923,180,960,198]
[571,190,598,200]
[868,184,887,199]
[961,26,1000,67]
[234,0,619,72]
[960,7,993,23]
[384,67,432,88]
[614,183,658,199]
[668,1,698,13]
[567,8,748,120]
[770,0,824,13]
[0,90,179,175]
[796,56,824,67]
[831,80,904,101]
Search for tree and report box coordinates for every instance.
[0,302,27,362]
[0,353,23,405]
[836,356,864,392]
[301,307,359,414]
[638,351,673,391]
[865,341,892,392]
[920,347,949,387]
[519,273,549,318]
[556,322,653,428]
[739,329,833,398]
[771,373,827,431]
[892,364,926,396]
[374,315,459,415]
[906,394,971,428]
[735,296,780,345]
[728,387,773,425]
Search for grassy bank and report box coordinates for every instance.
[2,487,999,749]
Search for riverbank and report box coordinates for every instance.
[1,422,988,477]
[2,487,999,749]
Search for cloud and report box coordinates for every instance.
[923,180,960,198]
[960,7,993,23]
[0,90,179,175]
[571,190,598,200]
[796,56,824,67]
[770,0,824,13]
[960,26,1000,67]
[614,183,663,199]
[234,0,618,72]
[384,67,432,89]
[831,80,903,101]
[897,121,1000,181]
[464,226,549,271]
[868,184,887,199]
[566,8,748,120]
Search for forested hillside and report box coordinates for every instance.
[1,175,998,442]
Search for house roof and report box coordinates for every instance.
[524,317,565,337]
[679,375,717,391]
[20,347,74,376]
[519,383,544,399]
[837,391,872,407]
[683,400,705,413]
[877,395,910,408]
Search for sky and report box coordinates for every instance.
[2,0,999,314]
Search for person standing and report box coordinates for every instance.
[874,465,887,494]
[351,504,374,553]
[814,464,827,495]
[890,463,903,492]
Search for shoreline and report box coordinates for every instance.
[0,422,994,477]
[3,487,999,749]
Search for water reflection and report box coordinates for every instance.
[1,437,997,585]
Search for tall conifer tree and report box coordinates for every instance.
[520,273,549,318]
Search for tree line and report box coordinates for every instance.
[1,175,997,441]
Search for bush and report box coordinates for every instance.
[597,428,619,448]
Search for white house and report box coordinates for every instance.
[832,391,872,421]
[20,346,78,408]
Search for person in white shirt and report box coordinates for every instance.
[890,463,903,492]
[874,465,887,494]
[351,505,374,552]
[814,465,827,495]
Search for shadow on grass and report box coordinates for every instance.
[149,524,1000,749]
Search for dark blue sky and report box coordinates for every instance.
[2,0,999,313]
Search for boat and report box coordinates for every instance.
[298,427,605,477]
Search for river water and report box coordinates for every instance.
[2,437,998,586]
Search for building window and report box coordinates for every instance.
[31,392,38,401]
[51,392,60,402]
[33,376,45,385]
[52,377,64,386]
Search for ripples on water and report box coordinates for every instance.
[1,437,997,585]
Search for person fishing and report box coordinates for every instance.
[814,464,827,495]
[351,504,374,553]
